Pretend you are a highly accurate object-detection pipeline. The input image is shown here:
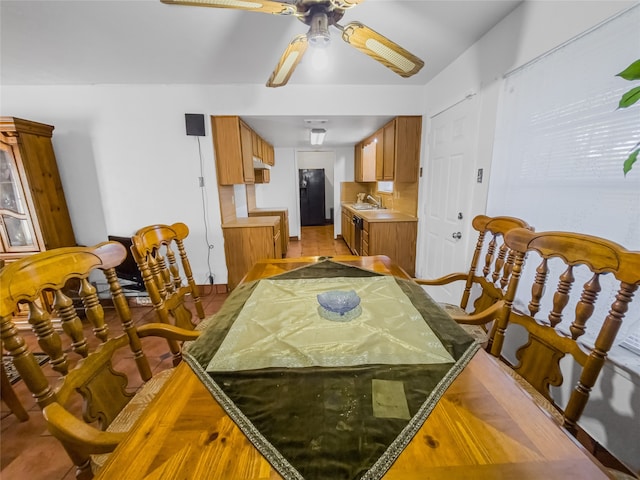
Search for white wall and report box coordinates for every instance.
[0,84,424,284]
[255,148,300,238]
[333,147,354,238]
[418,0,639,472]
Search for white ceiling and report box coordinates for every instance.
[0,0,522,148]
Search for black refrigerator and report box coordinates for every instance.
[299,168,326,226]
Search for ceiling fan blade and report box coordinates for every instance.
[341,22,424,78]
[160,0,296,15]
[266,34,308,88]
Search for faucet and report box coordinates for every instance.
[366,194,382,208]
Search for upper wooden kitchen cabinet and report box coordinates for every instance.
[211,116,255,185]
[267,144,275,166]
[254,134,275,166]
[381,120,395,180]
[355,136,376,183]
[0,117,76,261]
[378,116,422,182]
[254,168,270,184]
[354,141,363,181]
[212,116,277,185]
[251,130,262,162]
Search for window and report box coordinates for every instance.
[488,5,640,366]
[377,181,393,193]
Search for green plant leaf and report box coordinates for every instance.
[617,59,640,80]
[623,148,639,176]
[618,86,640,108]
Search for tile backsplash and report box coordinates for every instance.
[340,181,418,217]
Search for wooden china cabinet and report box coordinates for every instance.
[0,117,76,262]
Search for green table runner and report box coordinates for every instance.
[185,260,479,480]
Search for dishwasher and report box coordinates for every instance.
[352,214,363,255]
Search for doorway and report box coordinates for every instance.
[299,168,326,226]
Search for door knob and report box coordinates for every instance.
[452,232,462,239]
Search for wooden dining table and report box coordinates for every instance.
[95,255,612,480]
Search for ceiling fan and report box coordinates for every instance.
[160,0,425,87]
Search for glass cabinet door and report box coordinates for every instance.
[0,140,39,253]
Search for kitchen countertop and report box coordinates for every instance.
[341,203,418,222]
[222,216,280,228]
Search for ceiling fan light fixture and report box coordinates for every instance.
[307,11,331,48]
[310,128,326,146]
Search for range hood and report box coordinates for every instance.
[253,157,271,170]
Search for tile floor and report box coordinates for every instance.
[1,225,349,479]
[286,224,351,258]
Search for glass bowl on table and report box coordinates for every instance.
[317,290,362,322]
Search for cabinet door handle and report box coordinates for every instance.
[452,232,462,240]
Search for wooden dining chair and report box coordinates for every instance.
[1,360,30,421]
[0,241,200,479]
[130,223,205,332]
[0,241,193,409]
[0,242,130,409]
[0,258,29,421]
[498,228,640,439]
[414,214,533,350]
[42,321,199,479]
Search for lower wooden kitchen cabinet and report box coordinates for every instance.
[222,216,281,290]
[341,207,354,252]
[342,205,417,276]
[248,207,289,257]
[362,219,417,277]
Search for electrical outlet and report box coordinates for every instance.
[135,296,152,306]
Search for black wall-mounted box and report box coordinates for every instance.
[185,113,205,136]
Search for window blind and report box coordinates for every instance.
[487,5,640,361]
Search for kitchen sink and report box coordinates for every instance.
[351,203,376,210]
[351,203,386,211]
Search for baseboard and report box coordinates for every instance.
[197,284,228,294]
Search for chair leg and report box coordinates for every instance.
[1,361,29,421]
[75,459,94,480]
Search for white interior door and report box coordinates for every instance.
[420,97,479,305]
